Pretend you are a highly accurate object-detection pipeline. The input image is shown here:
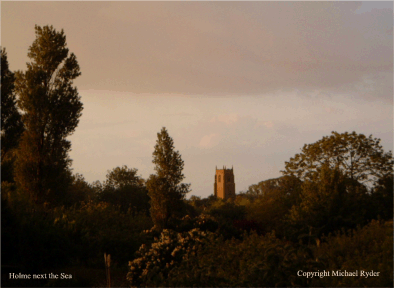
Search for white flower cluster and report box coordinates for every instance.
[127,228,212,286]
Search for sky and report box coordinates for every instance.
[2,1,393,198]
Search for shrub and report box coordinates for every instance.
[127,226,321,287]
[312,220,393,287]
[167,231,320,287]
[127,228,212,287]
[54,201,153,267]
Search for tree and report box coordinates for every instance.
[66,173,96,205]
[371,174,393,221]
[288,165,370,238]
[99,166,149,215]
[245,175,302,200]
[103,165,145,189]
[245,175,302,236]
[14,25,83,206]
[147,127,190,229]
[282,131,393,189]
[1,48,24,183]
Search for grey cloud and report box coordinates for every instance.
[93,2,392,100]
[3,1,392,102]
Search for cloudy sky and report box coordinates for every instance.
[2,1,393,198]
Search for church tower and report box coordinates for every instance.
[214,166,235,199]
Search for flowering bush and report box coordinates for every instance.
[127,228,213,287]
[127,225,323,287]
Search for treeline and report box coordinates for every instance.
[1,25,393,287]
[125,132,393,287]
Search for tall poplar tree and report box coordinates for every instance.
[147,127,190,229]
[14,25,83,206]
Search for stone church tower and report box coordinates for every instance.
[214,166,235,199]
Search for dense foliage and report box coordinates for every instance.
[14,25,83,207]
[1,48,24,183]
[282,131,393,188]
[147,127,190,230]
[243,175,302,237]
[166,231,320,287]
[98,166,150,215]
[288,165,372,239]
[312,220,393,287]
[127,228,213,287]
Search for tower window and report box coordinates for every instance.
[218,175,221,182]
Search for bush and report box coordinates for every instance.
[168,231,320,287]
[1,184,73,271]
[127,228,213,287]
[127,227,321,287]
[53,201,153,267]
[312,220,393,287]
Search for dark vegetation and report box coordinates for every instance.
[1,25,393,287]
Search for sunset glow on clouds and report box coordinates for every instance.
[2,1,392,197]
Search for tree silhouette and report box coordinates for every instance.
[1,48,24,183]
[99,166,150,215]
[14,25,83,206]
[282,131,393,189]
[104,165,145,190]
[288,165,371,238]
[147,127,190,229]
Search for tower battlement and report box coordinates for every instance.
[214,166,235,199]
